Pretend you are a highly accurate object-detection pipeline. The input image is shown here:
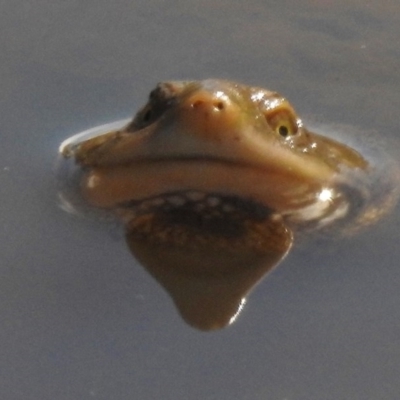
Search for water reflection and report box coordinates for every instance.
[125,208,292,330]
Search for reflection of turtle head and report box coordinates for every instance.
[125,199,292,330]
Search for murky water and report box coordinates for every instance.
[1,1,400,399]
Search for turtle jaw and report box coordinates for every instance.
[72,123,337,217]
[80,155,328,217]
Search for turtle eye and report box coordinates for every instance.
[125,104,157,131]
[141,107,153,123]
[278,124,290,138]
[126,83,180,132]
[265,109,299,138]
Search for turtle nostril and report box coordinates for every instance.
[191,100,205,108]
[213,101,225,111]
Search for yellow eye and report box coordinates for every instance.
[277,123,290,137]
[265,109,298,138]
